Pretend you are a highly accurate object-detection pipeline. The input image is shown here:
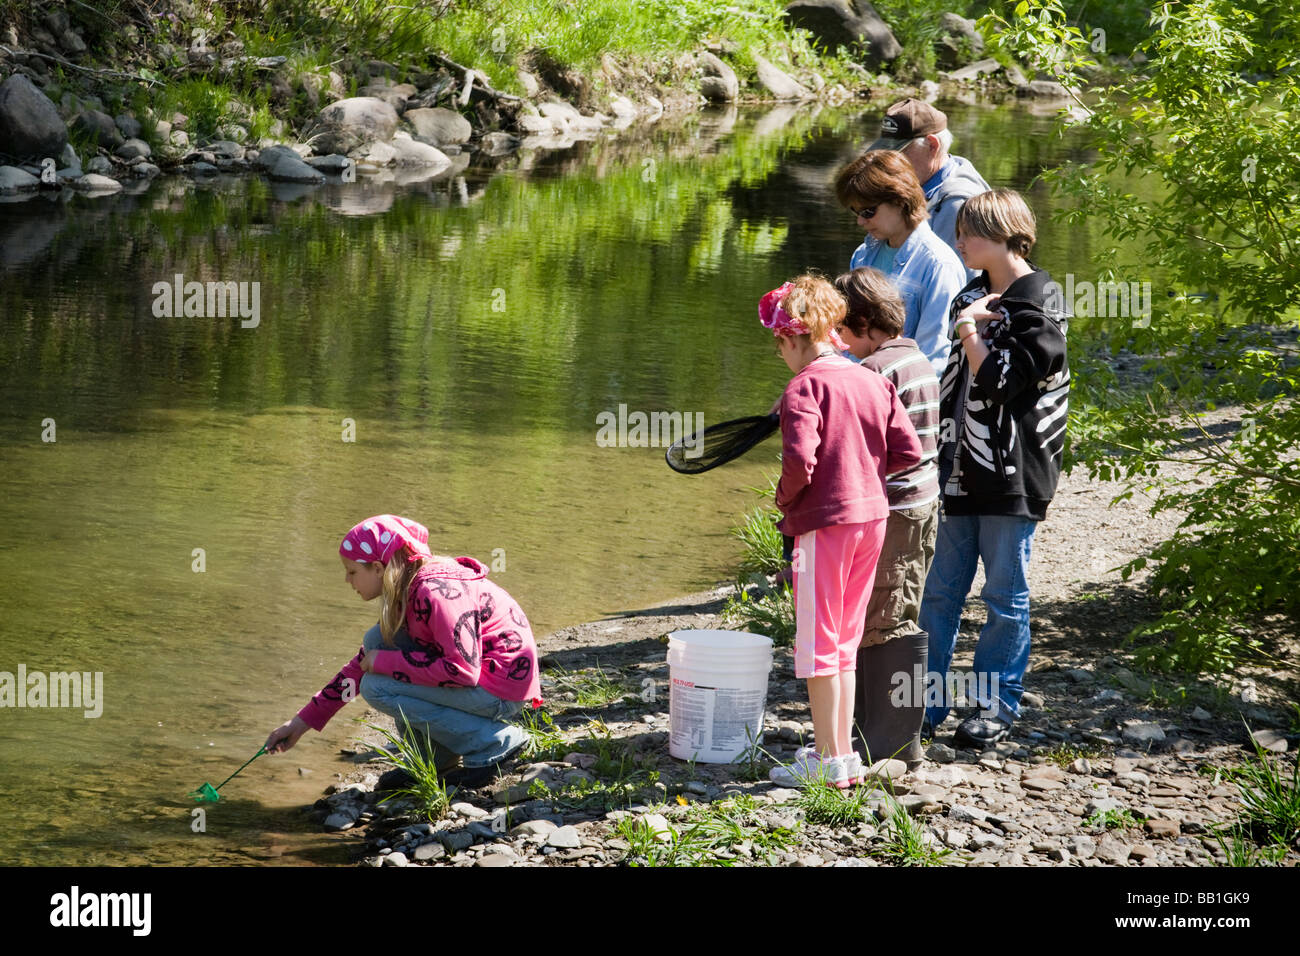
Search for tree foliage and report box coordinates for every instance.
[982,1,1300,672]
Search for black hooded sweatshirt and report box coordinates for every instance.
[937,266,1069,520]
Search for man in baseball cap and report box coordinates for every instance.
[869,98,991,275]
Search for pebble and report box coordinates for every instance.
[766,787,800,804]
[1250,729,1288,753]
[546,825,582,849]
[476,853,514,867]
[640,814,675,842]
[1190,706,1213,722]
[1070,758,1092,775]
[413,842,445,862]
[435,828,476,852]
[1121,722,1166,746]
[926,743,957,764]
[1065,668,1094,683]
[1021,691,1045,708]
[510,819,557,838]
[383,851,409,867]
[949,804,988,824]
[323,812,356,831]
[1145,819,1180,839]
[452,802,488,819]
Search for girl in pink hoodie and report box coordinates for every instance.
[264,515,541,783]
[761,277,923,788]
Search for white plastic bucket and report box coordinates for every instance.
[667,629,774,764]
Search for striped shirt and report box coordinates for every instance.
[859,338,941,509]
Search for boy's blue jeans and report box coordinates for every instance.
[918,512,1037,729]
[358,624,528,768]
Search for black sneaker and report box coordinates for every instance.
[954,714,1013,748]
[443,739,527,790]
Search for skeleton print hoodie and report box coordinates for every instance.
[937,267,1069,520]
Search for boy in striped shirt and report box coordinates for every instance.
[834,267,941,767]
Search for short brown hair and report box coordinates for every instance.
[834,149,928,230]
[781,273,845,344]
[956,189,1037,257]
[833,268,904,338]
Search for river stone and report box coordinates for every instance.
[1190,706,1213,722]
[405,107,471,146]
[261,146,326,183]
[0,166,41,194]
[1144,818,1180,838]
[546,825,582,849]
[510,819,557,838]
[926,743,956,764]
[1122,722,1166,746]
[479,132,518,156]
[476,852,515,867]
[73,109,123,150]
[753,54,809,101]
[187,162,220,177]
[206,140,245,160]
[305,153,352,173]
[698,51,738,102]
[131,162,161,178]
[308,96,400,154]
[114,113,143,139]
[114,138,151,160]
[935,12,984,69]
[640,813,674,842]
[435,828,476,852]
[390,131,451,168]
[945,57,1005,82]
[413,841,446,862]
[1249,729,1288,753]
[323,812,356,831]
[1023,80,1071,99]
[69,173,122,193]
[382,850,409,866]
[0,75,69,162]
[784,0,901,66]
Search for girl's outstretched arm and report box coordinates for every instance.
[264,714,310,754]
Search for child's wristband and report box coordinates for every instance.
[960,329,979,345]
[955,317,977,332]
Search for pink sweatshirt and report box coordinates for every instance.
[298,557,542,732]
[776,355,924,537]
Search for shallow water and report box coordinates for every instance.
[0,100,1116,865]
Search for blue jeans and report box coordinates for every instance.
[918,512,1037,728]
[359,624,527,768]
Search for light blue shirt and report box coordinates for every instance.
[849,220,968,378]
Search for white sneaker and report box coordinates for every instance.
[769,747,848,789]
[842,752,864,786]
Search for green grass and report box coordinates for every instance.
[875,793,951,866]
[549,665,635,710]
[1212,821,1290,867]
[358,714,454,824]
[518,706,567,761]
[1084,807,1143,831]
[732,505,786,577]
[721,584,795,646]
[614,794,797,866]
[1041,742,1103,769]
[1232,729,1300,847]
[796,780,874,827]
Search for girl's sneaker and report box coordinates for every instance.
[769,747,849,789]
[842,752,864,786]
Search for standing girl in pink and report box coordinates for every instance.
[762,276,923,787]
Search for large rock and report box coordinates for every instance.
[404,107,472,146]
[258,145,326,184]
[389,131,451,168]
[698,52,739,103]
[936,12,985,69]
[69,173,123,193]
[785,0,901,67]
[0,165,41,194]
[753,55,810,101]
[114,138,151,161]
[0,74,69,161]
[306,97,400,155]
[72,110,123,149]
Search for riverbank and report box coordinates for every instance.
[304,401,1300,867]
[0,1,1084,199]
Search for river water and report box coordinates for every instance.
[0,99,1110,865]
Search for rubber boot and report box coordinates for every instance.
[853,630,929,769]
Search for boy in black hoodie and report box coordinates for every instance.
[919,189,1069,747]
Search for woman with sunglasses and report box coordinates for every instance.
[834,149,967,379]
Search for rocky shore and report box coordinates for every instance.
[302,424,1299,867]
[0,3,1078,201]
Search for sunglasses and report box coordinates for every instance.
[850,204,880,221]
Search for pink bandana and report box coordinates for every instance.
[339,515,432,566]
[759,282,848,350]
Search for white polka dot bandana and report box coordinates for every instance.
[339,514,432,565]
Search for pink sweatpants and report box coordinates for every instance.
[792,519,887,679]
